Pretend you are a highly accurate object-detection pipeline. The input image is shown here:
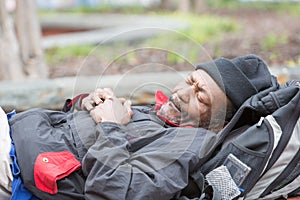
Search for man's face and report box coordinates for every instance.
[159,69,230,130]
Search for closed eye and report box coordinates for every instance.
[197,92,207,104]
[186,74,210,104]
[195,84,210,104]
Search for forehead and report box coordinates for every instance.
[191,69,216,85]
[193,69,227,99]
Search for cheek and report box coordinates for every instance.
[200,108,212,122]
[211,99,227,118]
[189,102,211,122]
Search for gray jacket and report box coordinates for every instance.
[9,105,218,200]
[11,77,294,200]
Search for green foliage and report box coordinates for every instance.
[71,4,112,13]
[240,2,300,15]
[39,0,300,16]
[45,42,137,66]
[206,0,300,15]
[260,33,288,51]
[45,45,95,64]
[287,56,300,67]
[45,14,238,66]
[145,14,238,64]
[179,14,237,44]
[206,0,240,9]
[71,4,146,14]
[39,3,147,15]
[167,52,186,64]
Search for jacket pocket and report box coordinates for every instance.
[34,151,81,194]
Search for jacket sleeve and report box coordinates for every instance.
[81,121,217,200]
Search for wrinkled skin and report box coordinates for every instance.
[158,69,231,131]
[81,88,133,124]
[81,70,231,131]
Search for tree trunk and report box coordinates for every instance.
[0,0,47,81]
[15,0,48,79]
[160,0,174,11]
[177,0,207,14]
[194,0,207,13]
[0,0,25,81]
[178,0,191,13]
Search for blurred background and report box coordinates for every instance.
[0,0,299,110]
[2,0,300,79]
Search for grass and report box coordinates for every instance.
[39,3,149,15]
[45,13,238,66]
[287,56,300,67]
[239,1,300,15]
[45,45,95,65]
[39,0,300,16]
[43,1,299,67]
[260,33,288,51]
[173,14,237,44]
[138,13,238,64]
[71,4,147,14]
[207,0,300,15]
[259,32,290,64]
[45,41,135,66]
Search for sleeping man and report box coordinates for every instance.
[0,54,275,199]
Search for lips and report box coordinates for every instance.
[169,95,181,112]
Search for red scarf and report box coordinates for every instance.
[154,90,192,128]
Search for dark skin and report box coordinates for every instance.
[82,69,232,132]
[158,69,231,131]
[81,88,133,124]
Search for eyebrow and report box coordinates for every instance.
[191,73,205,90]
[191,72,211,103]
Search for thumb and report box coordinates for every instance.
[124,100,133,116]
[119,98,126,104]
[90,108,102,123]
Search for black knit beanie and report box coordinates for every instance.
[196,54,272,108]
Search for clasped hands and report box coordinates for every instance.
[81,88,133,125]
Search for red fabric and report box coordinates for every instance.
[67,94,88,108]
[153,90,169,111]
[156,111,181,127]
[34,151,81,194]
[154,90,193,128]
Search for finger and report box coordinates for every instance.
[81,97,88,110]
[124,100,133,116]
[118,98,126,104]
[95,88,113,102]
[81,96,94,111]
[94,88,107,104]
[85,102,95,111]
[90,109,102,123]
[103,88,114,96]
[93,92,103,105]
